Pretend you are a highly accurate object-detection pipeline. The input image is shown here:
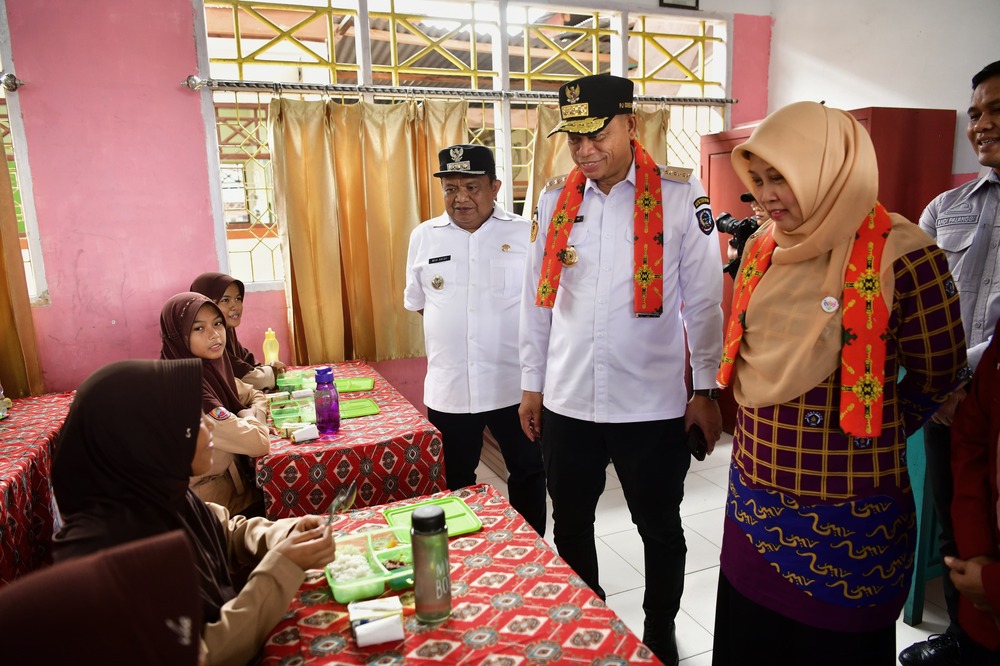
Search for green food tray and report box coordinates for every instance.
[340,398,379,419]
[382,497,483,543]
[323,527,414,603]
[335,377,375,393]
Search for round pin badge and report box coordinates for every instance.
[561,245,579,266]
[501,244,511,252]
[821,296,839,313]
[431,275,444,290]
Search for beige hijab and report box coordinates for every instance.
[730,102,933,407]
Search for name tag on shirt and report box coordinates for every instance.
[937,215,978,227]
[429,255,451,264]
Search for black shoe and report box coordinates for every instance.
[898,633,960,666]
[642,618,678,666]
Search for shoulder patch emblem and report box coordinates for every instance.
[209,406,232,421]
[697,209,715,235]
[530,219,539,243]
[659,165,693,183]
[542,174,569,195]
[693,196,710,209]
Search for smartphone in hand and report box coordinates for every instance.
[685,424,708,461]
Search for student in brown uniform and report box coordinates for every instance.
[51,358,335,666]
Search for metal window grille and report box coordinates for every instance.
[204,0,729,283]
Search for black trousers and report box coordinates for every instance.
[924,420,960,631]
[428,405,547,536]
[541,408,689,621]
[712,572,895,666]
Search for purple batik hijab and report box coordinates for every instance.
[190,272,257,378]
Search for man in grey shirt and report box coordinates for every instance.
[900,59,1000,666]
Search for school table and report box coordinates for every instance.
[257,360,446,519]
[261,483,657,664]
[0,392,74,584]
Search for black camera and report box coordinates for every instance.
[716,213,760,280]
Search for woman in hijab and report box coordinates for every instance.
[160,292,270,515]
[713,102,969,665]
[51,358,335,666]
[190,272,286,390]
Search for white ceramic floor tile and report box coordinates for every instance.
[593,487,634,538]
[683,528,721,574]
[594,537,645,596]
[693,464,730,491]
[476,474,508,497]
[680,473,728,518]
[682,508,726,549]
[604,469,622,491]
[605,586,645,637]
[601,528,645,576]
[679,651,714,665]
[676,607,715,660]
[678,566,719,632]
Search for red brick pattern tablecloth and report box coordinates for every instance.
[0,392,74,584]
[258,361,446,519]
[262,484,658,664]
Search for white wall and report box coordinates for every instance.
[767,0,1000,174]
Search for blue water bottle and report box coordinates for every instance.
[314,366,340,434]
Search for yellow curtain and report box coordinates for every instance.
[524,104,670,218]
[0,164,44,398]
[269,97,466,364]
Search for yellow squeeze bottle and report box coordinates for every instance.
[263,328,280,365]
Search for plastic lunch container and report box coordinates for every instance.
[276,369,318,392]
[275,373,303,392]
[269,400,302,429]
[382,497,483,541]
[324,526,414,604]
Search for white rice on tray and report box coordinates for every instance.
[329,545,375,581]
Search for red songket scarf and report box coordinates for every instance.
[535,139,665,316]
[717,203,892,437]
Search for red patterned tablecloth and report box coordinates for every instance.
[258,360,446,519]
[0,392,74,585]
[263,484,658,665]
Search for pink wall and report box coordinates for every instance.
[730,14,772,128]
[238,288,291,367]
[6,0,291,391]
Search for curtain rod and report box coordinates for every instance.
[182,75,736,106]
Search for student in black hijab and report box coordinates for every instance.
[51,359,335,665]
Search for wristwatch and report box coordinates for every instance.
[693,388,721,400]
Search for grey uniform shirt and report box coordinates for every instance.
[919,171,1000,370]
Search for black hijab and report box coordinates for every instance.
[159,291,245,415]
[51,359,235,623]
[190,271,258,378]
[0,531,202,665]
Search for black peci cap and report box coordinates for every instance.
[547,74,635,137]
[739,192,757,203]
[434,144,496,179]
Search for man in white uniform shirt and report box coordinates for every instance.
[519,74,723,665]
[900,59,1000,666]
[405,144,546,535]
